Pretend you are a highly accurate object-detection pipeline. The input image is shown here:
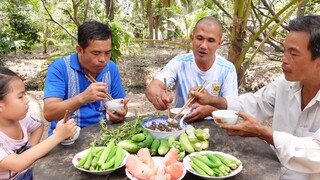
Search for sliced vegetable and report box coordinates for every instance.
[179,133,194,153]
[194,129,209,140]
[191,142,202,152]
[186,125,196,135]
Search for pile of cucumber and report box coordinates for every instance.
[115,124,210,160]
[189,152,242,177]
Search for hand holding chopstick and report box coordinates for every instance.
[164,78,172,119]
[63,109,71,123]
[85,73,113,100]
[173,81,209,120]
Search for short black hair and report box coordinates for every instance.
[78,20,112,50]
[288,15,320,60]
[0,67,22,100]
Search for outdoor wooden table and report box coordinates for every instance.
[33,117,281,180]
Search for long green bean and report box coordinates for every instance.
[94,116,148,146]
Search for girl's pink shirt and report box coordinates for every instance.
[0,114,42,179]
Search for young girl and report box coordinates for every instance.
[0,67,76,179]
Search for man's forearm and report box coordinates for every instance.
[44,95,84,122]
[209,96,228,109]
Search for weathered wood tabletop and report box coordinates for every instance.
[33,117,281,180]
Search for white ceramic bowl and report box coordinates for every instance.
[105,98,124,112]
[54,126,81,145]
[126,156,186,180]
[72,148,129,175]
[170,108,189,118]
[183,151,243,180]
[212,110,238,125]
[142,117,187,140]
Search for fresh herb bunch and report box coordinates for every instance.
[94,116,147,146]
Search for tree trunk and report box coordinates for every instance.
[228,0,250,84]
[105,0,114,20]
[163,0,173,40]
[228,17,245,65]
[154,15,159,39]
[147,0,154,46]
[43,21,48,54]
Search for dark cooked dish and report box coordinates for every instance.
[144,118,183,132]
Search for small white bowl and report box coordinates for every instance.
[170,108,189,118]
[212,110,238,125]
[142,117,187,140]
[54,126,81,145]
[105,98,124,112]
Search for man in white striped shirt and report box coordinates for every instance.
[146,16,238,122]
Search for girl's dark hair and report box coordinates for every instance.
[77,20,112,50]
[0,67,22,100]
[288,15,320,60]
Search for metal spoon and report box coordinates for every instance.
[179,107,191,127]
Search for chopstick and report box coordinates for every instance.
[63,109,71,123]
[85,73,113,100]
[173,80,208,119]
[164,78,171,119]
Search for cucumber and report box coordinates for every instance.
[138,133,154,148]
[150,139,160,155]
[158,139,170,155]
[131,133,146,142]
[117,140,139,153]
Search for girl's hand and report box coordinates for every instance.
[54,119,77,141]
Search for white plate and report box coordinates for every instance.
[183,151,243,180]
[72,148,129,175]
[126,156,186,180]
